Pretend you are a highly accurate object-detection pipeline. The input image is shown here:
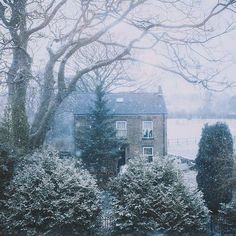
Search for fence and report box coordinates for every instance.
[168,136,236,146]
[207,214,236,236]
[101,215,113,229]
[92,214,236,236]
[167,136,236,159]
[96,214,114,236]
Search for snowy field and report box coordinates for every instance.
[167,118,236,160]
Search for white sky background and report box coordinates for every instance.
[108,0,236,112]
[139,1,235,112]
[3,0,236,113]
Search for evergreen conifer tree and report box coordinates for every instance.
[77,84,122,183]
[0,150,100,235]
[196,122,234,213]
[110,157,209,235]
[0,105,13,146]
[219,201,236,234]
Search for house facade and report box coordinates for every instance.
[45,89,167,166]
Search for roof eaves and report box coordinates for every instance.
[75,112,167,116]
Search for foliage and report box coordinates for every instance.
[219,201,236,234]
[0,144,15,199]
[0,150,101,236]
[196,122,234,213]
[110,157,209,235]
[76,84,122,183]
[0,105,13,146]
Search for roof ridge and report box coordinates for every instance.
[58,91,167,115]
[73,92,163,95]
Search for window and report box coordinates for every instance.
[116,121,127,138]
[116,97,124,103]
[75,121,80,128]
[142,121,153,138]
[143,147,153,162]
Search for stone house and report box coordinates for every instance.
[46,89,167,170]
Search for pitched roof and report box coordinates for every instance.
[58,91,167,115]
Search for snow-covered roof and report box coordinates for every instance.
[58,91,167,115]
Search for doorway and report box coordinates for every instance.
[117,145,128,173]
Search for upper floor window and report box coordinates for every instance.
[116,121,127,138]
[142,121,153,138]
[143,147,153,162]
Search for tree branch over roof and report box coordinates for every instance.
[26,0,67,37]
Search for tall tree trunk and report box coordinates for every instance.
[31,58,56,136]
[3,0,31,151]
[30,104,56,149]
[30,96,61,149]
[8,47,31,150]
[29,87,74,149]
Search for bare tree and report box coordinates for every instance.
[0,0,236,150]
[73,44,133,92]
[77,63,133,92]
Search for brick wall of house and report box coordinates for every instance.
[113,114,167,159]
[75,114,167,159]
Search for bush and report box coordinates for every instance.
[0,150,101,236]
[0,105,13,146]
[110,157,209,235]
[0,144,15,199]
[219,201,236,234]
[196,122,234,213]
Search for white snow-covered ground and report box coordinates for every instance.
[167,118,236,160]
[167,155,197,190]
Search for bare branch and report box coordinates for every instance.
[0,2,9,26]
[140,1,236,30]
[67,47,132,94]
[26,0,67,36]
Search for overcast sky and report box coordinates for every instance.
[3,0,236,113]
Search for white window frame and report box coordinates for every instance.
[116,121,127,138]
[143,147,153,162]
[142,121,153,138]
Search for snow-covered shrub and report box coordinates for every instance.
[0,105,13,146]
[219,201,236,234]
[110,157,209,235]
[0,144,15,199]
[0,150,100,236]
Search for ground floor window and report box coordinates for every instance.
[143,147,153,162]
